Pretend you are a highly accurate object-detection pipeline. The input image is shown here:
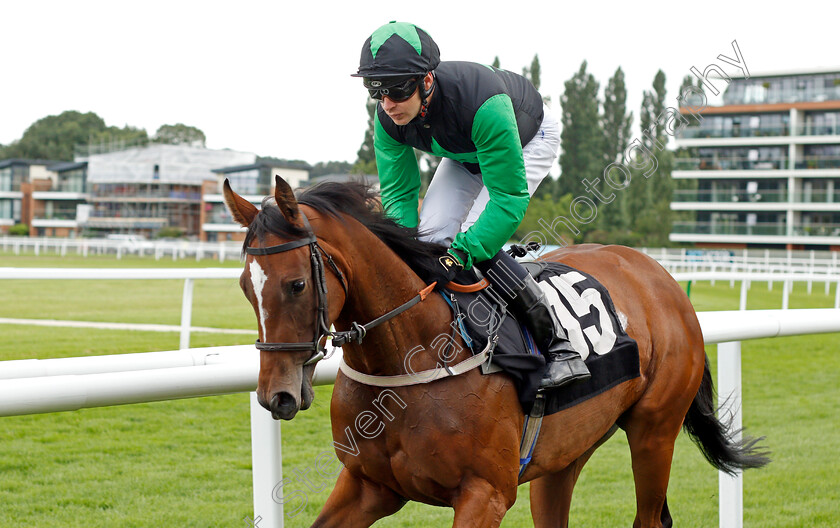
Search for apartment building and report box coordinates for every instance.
[672,68,840,250]
[0,159,76,236]
[0,145,315,240]
[201,161,309,241]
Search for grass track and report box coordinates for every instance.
[1,253,838,526]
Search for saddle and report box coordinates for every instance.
[443,260,640,416]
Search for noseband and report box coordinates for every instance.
[246,212,348,366]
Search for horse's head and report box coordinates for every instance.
[224,176,346,420]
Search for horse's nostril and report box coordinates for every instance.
[269,391,299,419]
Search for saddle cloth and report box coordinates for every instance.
[443,262,640,415]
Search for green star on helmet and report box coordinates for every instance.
[352,21,440,79]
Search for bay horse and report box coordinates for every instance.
[224,176,768,528]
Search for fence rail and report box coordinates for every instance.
[2,261,840,527]
[2,309,839,527]
[0,235,243,261]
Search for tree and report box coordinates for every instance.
[8,223,29,236]
[491,56,500,69]
[558,61,602,204]
[1,111,149,161]
[310,160,353,177]
[256,157,311,171]
[152,123,206,147]
[513,193,574,245]
[522,54,541,91]
[603,67,633,167]
[353,98,378,175]
[522,54,550,105]
[628,69,674,246]
[600,66,633,234]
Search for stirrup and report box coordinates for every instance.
[540,353,590,390]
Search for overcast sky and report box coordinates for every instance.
[1,1,837,169]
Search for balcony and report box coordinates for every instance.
[674,157,787,171]
[792,190,840,203]
[797,124,840,136]
[672,190,788,203]
[90,192,202,202]
[794,156,840,169]
[678,125,789,140]
[672,222,787,236]
[33,206,81,221]
[792,223,840,237]
[721,85,840,106]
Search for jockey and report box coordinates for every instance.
[352,21,590,390]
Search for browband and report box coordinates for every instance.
[245,235,316,256]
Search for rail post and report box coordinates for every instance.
[718,341,743,528]
[180,278,194,350]
[250,393,284,527]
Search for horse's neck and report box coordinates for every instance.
[330,221,454,376]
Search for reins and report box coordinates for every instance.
[245,210,441,368]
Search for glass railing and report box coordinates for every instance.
[89,210,169,219]
[55,184,88,193]
[677,125,789,139]
[792,224,840,236]
[90,191,202,201]
[207,212,234,223]
[674,158,787,171]
[671,222,787,236]
[796,124,840,136]
[722,86,840,106]
[794,157,840,169]
[34,211,79,221]
[672,190,788,203]
[792,191,840,203]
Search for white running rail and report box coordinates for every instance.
[1,310,839,527]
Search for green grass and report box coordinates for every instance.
[1,253,838,526]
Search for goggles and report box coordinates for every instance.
[363,76,421,102]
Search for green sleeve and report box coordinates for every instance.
[374,111,421,228]
[450,94,530,268]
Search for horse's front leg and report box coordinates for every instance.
[451,476,517,528]
[310,467,405,528]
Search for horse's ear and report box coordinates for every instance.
[223,178,259,227]
[274,175,300,223]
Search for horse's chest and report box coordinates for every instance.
[331,380,517,502]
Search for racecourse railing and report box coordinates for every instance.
[0,235,243,262]
[4,236,839,275]
[1,309,839,527]
[0,267,242,349]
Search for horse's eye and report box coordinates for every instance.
[290,280,306,295]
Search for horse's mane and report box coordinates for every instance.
[243,181,447,282]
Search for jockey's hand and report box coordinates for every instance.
[428,249,465,290]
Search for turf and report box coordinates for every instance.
[0,253,838,527]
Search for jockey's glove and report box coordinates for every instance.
[428,248,467,290]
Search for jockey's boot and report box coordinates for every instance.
[508,274,591,390]
[475,250,590,390]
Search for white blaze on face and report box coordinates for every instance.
[249,260,269,339]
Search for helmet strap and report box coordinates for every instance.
[419,71,435,119]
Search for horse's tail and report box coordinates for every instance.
[682,356,771,475]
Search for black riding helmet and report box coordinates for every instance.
[352,22,439,116]
[352,21,440,79]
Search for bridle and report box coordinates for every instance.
[246,211,348,366]
[245,210,436,368]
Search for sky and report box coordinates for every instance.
[1,0,838,169]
